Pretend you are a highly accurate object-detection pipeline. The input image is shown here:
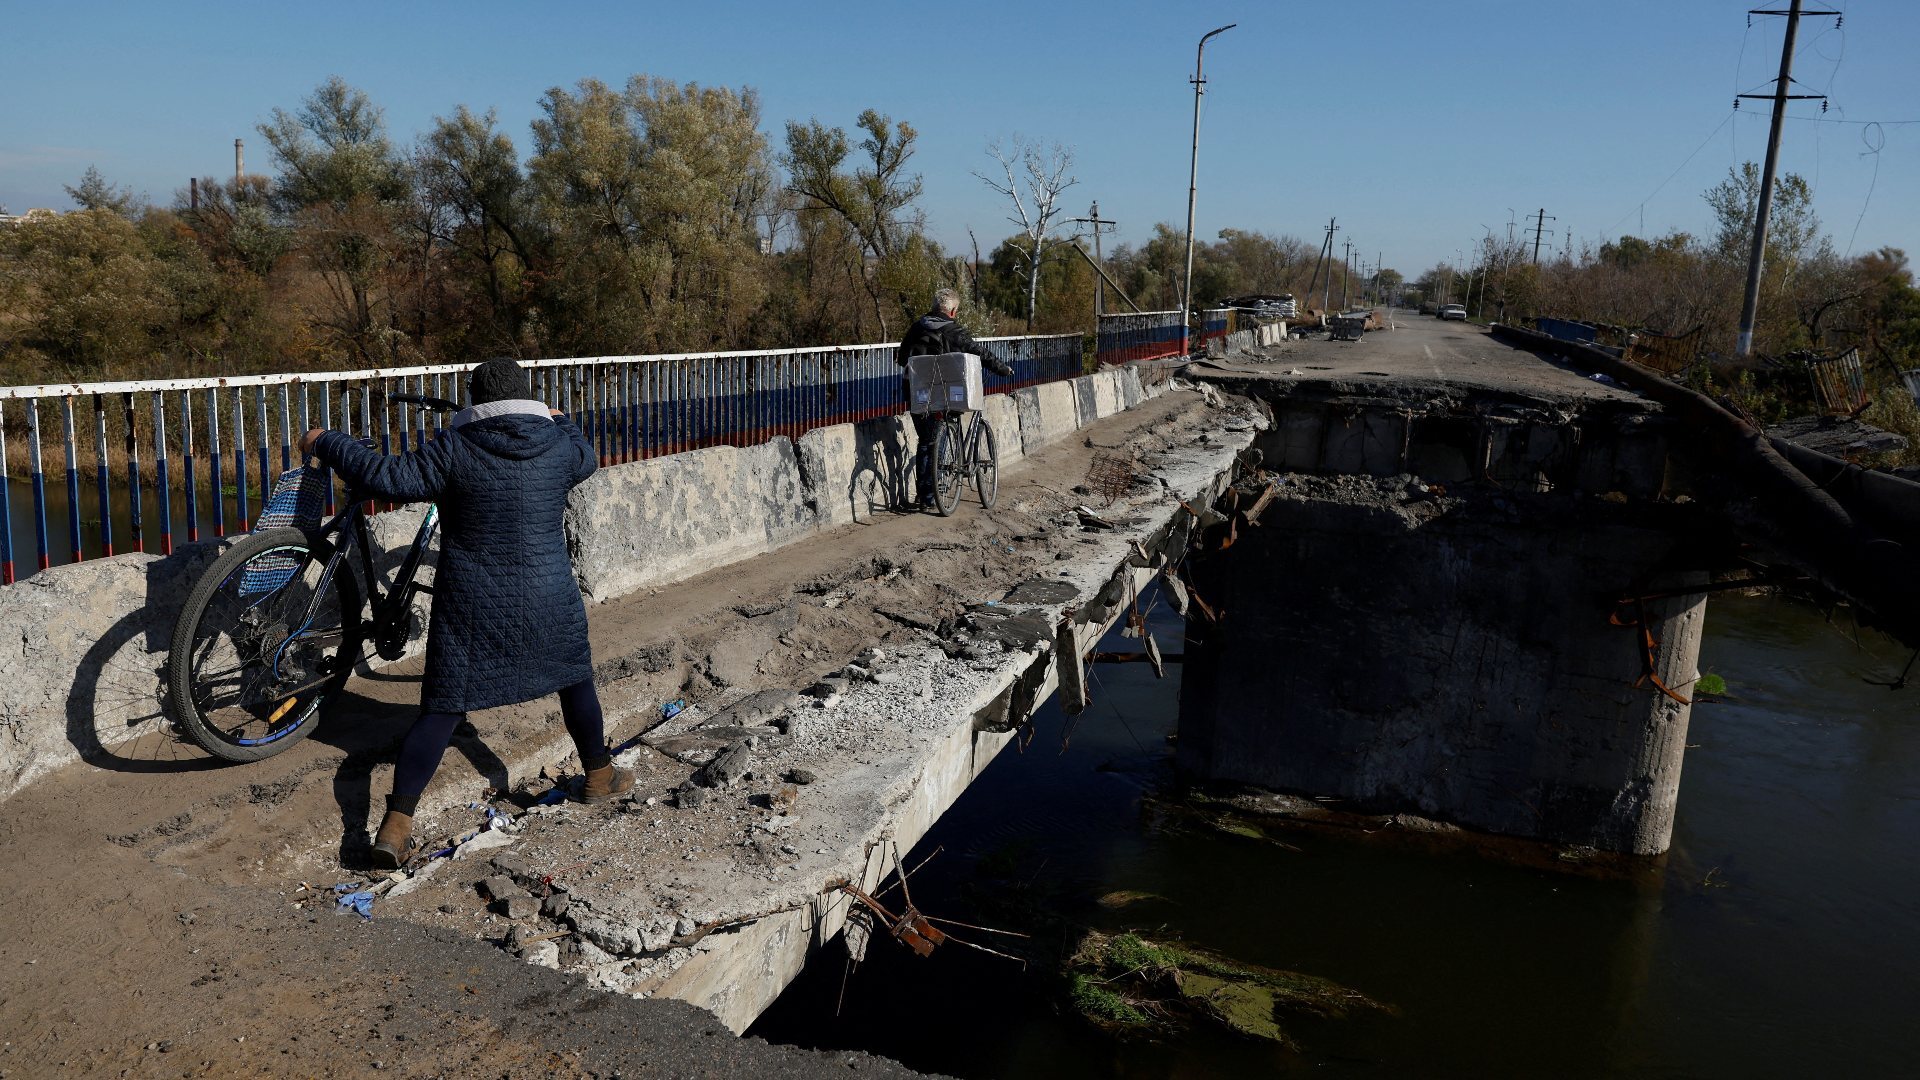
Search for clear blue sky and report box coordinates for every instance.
[3,1,1915,277]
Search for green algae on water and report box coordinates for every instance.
[1094,889,1170,909]
[1064,930,1390,1045]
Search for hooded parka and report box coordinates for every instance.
[314,406,596,714]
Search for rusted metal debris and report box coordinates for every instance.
[828,842,1029,969]
[1084,449,1139,504]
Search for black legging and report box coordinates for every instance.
[391,678,607,799]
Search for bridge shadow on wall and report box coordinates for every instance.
[849,418,913,520]
[64,545,228,777]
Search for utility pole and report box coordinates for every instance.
[1735,0,1836,357]
[1070,202,1119,320]
[1529,208,1556,265]
[1341,239,1354,308]
[1307,217,1337,312]
[1181,24,1236,350]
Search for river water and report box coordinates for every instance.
[750,590,1920,1077]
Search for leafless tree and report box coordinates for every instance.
[976,137,1077,331]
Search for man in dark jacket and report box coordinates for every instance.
[299,358,632,869]
[898,288,1014,507]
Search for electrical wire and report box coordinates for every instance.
[1843,122,1884,257]
[1605,111,1736,236]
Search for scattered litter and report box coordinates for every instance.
[385,860,443,899]
[660,698,687,721]
[1073,506,1117,530]
[452,830,518,858]
[336,890,375,919]
[1587,373,1621,387]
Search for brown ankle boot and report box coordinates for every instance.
[370,810,414,870]
[580,762,634,804]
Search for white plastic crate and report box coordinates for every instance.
[906,352,985,414]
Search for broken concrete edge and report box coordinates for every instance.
[0,363,1167,804]
[492,417,1257,1033]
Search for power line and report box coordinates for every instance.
[1843,121,1884,257]
[1604,111,1737,235]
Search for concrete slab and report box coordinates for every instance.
[1070,376,1100,428]
[1091,371,1122,418]
[1022,381,1080,452]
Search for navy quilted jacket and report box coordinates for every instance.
[314,412,597,714]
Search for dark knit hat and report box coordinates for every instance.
[469,358,531,405]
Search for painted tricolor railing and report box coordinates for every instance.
[0,333,1081,584]
[1092,309,1238,366]
[1196,308,1237,350]
[1095,311,1187,366]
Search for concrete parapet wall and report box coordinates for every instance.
[568,439,814,604]
[0,379,1138,802]
[978,394,1025,469]
[1019,380,1083,453]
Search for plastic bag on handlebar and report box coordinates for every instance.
[238,466,329,596]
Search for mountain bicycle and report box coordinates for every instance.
[166,393,456,762]
[927,406,998,516]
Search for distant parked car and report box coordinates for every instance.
[1439,304,1467,321]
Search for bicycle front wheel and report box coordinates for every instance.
[932,417,964,517]
[167,528,363,762]
[972,417,999,510]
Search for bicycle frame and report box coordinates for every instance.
[306,493,438,664]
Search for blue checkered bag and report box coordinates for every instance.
[238,467,328,596]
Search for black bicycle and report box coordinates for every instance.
[928,407,998,516]
[166,393,456,761]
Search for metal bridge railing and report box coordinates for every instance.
[0,333,1081,584]
[1197,308,1235,349]
[1095,311,1187,366]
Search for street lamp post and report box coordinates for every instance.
[1181,22,1236,353]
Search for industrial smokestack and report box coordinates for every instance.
[234,138,244,185]
[190,176,199,210]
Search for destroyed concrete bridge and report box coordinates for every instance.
[2,316,1911,1070]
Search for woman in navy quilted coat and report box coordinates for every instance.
[300,358,632,868]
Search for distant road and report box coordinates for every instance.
[1199,310,1639,404]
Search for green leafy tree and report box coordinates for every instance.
[0,209,170,378]
[528,76,775,354]
[63,166,141,216]
[418,106,540,355]
[783,110,930,338]
[259,76,416,364]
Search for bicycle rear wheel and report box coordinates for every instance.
[972,417,999,510]
[932,416,964,517]
[167,528,363,762]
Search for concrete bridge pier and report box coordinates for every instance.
[1175,485,1709,856]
